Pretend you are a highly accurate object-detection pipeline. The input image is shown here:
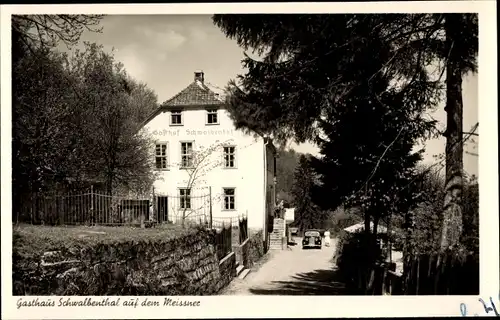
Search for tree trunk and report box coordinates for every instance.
[387,211,392,263]
[362,208,372,293]
[373,215,379,237]
[106,174,113,196]
[441,14,464,251]
[364,210,371,236]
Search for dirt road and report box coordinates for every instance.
[222,237,353,295]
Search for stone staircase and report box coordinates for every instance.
[235,261,250,279]
[269,218,286,250]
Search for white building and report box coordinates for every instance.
[141,71,276,233]
[285,207,295,224]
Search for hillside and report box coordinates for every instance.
[276,148,302,207]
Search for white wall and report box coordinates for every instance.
[141,107,266,230]
[285,208,295,222]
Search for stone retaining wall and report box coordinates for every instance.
[13,228,236,296]
[216,252,236,292]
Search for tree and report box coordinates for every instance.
[404,165,479,255]
[214,14,436,238]
[12,15,104,52]
[276,148,301,205]
[12,46,82,222]
[439,14,478,250]
[12,40,160,222]
[11,14,105,222]
[291,155,323,232]
[158,138,258,227]
[214,14,441,144]
[127,80,160,124]
[404,165,446,255]
[310,62,434,238]
[174,139,231,226]
[66,43,158,195]
[213,13,478,249]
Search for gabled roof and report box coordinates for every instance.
[161,80,224,108]
[140,72,226,128]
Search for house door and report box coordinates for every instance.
[157,196,168,223]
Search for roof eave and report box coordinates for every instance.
[162,102,225,109]
[139,106,165,129]
[139,102,228,130]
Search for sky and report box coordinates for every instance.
[73,15,478,176]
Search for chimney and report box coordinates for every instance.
[194,70,204,83]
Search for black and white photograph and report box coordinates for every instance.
[1,2,498,319]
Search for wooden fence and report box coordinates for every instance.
[335,230,479,295]
[211,215,247,261]
[381,252,479,295]
[238,216,248,244]
[213,221,233,260]
[15,190,212,227]
[16,192,140,225]
[401,252,479,295]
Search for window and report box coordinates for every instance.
[180,142,194,168]
[155,143,168,169]
[223,146,236,168]
[179,188,191,209]
[223,188,235,210]
[170,110,183,125]
[206,109,218,124]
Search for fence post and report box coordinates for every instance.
[57,193,62,225]
[152,186,156,223]
[90,185,95,225]
[209,186,213,229]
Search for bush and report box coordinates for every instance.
[462,182,479,253]
[247,230,265,267]
[406,168,479,255]
[333,230,386,293]
[391,230,405,251]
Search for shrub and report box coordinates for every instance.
[247,230,265,267]
[405,168,479,255]
[462,182,479,253]
[391,230,406,251]
[333,230,386,293]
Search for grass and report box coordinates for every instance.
[13,223,195,258]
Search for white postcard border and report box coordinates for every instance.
[1,2,498,319]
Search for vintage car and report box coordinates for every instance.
[302,229,322,249]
